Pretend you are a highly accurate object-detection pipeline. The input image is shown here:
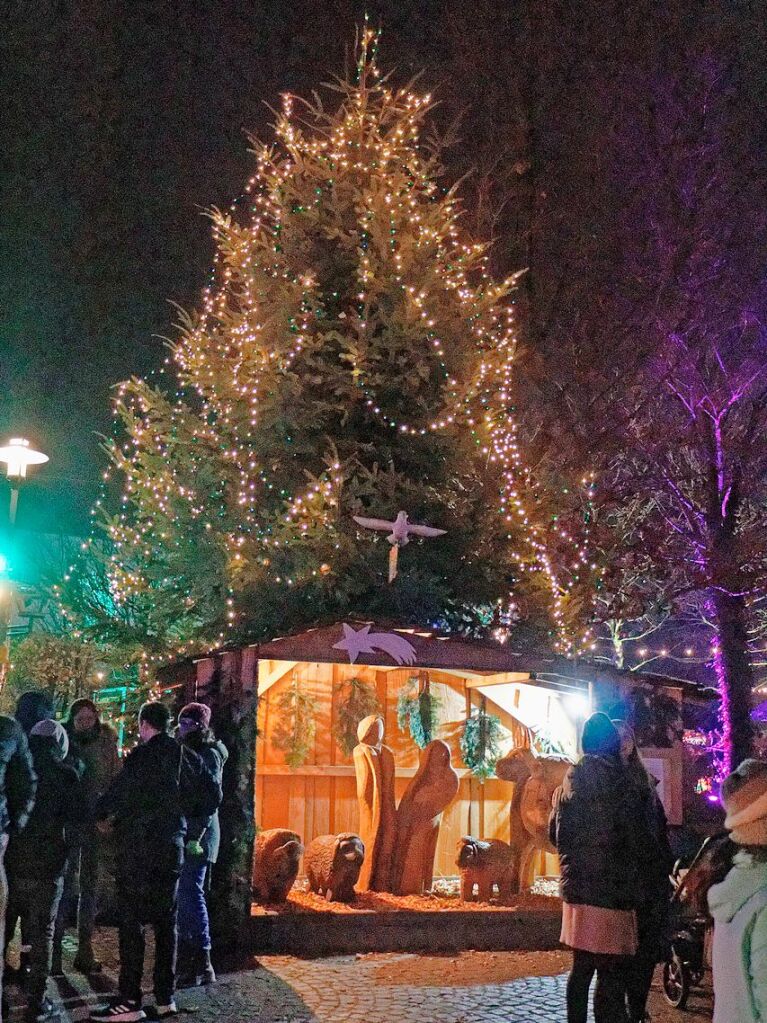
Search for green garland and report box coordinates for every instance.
[460,703,504,780]
[397,675,440,749]
[271,676,318,768]
[334,676,381,756]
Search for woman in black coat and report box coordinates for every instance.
[550,713,645,1023]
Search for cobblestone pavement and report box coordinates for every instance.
[6,936,713,1022]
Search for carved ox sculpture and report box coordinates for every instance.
[495,748,572,892]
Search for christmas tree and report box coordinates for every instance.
[100,28,573,656]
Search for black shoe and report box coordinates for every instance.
[154,1002,177,1020]
[89,999,146,1022]
[25,997,58,1022]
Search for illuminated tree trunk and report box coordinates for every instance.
[709,587,753,774]
[707,479,754,774]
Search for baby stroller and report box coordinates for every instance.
[662,833,731,1009]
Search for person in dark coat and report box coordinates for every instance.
[550,713,643,1023]
[6,720,83,1023]
[5,691,54,990]
[614,720,673,1023]
[175,703,228,988]
[0,710,36,1022]
[53,699,120,975]
[90,702,221,1023]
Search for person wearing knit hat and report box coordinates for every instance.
[580,712,621,758]
[175,704,227,989]
[30,719,69,762]
[708,759,767,1023]
[177,703,212,735]
[550,712,646,1023]
[6,717,83,1022]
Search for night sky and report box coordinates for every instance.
[1,0,526,534]
[2,1,762,537]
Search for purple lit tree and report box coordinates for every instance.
[514,10,767,771]
[607,52,767,771]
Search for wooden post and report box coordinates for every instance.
[465,685,473,836]
[209,655,258,960]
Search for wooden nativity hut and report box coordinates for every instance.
[163,619,714,949]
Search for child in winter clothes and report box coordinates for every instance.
[6,719,84,1022]
[709,758,767,1023]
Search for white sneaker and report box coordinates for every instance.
[89,1000,146,1022]
[155,1002,178,1019]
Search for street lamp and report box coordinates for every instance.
[0,438,48,525]
[0,437,48,685]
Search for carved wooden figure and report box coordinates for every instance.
[391,739,459,896]
[495,748,571,892]
[252,828,304,903]
[353,715,396,891]
[456,836,516,903]
[304,833,366,902]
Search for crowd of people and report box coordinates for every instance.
[0,692,225,1023]
[550,711,767,1023]
[0,689,763,1023]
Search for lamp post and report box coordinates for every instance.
[0,438,49,525]
[0,438,48,684]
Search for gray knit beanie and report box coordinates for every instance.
[30,719,70,762]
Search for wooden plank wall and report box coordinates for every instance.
[255,661,557,880]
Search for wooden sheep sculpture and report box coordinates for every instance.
[304,833,366,902]
[252,828,304,903]
[456,836,516,903]
[495,748,572,892]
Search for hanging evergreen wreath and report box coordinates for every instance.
[271,676,318,768]
[397,674,441,749]
[460,700,504,780]
[334,676,382,756]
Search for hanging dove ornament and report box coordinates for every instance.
[352,510,447,582]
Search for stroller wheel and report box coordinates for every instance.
[663,952,691,1009]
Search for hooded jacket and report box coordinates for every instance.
[550,753,643,910]
[6,733,83,880]
[709,851,767,1023]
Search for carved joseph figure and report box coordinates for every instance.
[353,714,396,891]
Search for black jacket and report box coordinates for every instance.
[182,737,228,864]
[6,735,83,880]
[0,715,36,836]
[550,753,644,911]
[97,731,221,880]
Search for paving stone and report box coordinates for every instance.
[3,930,710,1023]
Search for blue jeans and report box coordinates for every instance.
[177,860,210,951]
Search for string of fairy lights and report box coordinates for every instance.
[59,24,597,668]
